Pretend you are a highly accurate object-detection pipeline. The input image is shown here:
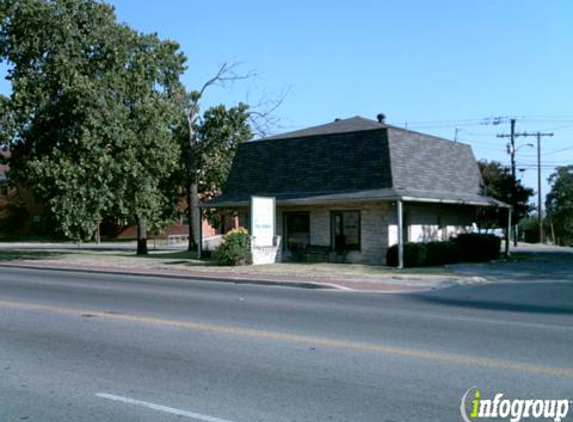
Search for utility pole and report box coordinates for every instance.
[515,131,554,243]
[498,123,553,245]
[497,119,518,247]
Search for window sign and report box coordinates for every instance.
[250,196,276,247]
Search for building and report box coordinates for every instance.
[204,116,507,265]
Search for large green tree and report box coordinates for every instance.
[0,0,185,253]
[476,160,534,232]
[109,30,186,255]
[546,165,573,246]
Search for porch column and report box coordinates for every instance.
[505,206,511,257]
[397,199,404,269]
[197,206,203,259]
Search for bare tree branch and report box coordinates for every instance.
[197,63,257,98]
[247,85,291,138]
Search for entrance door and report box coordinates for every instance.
[285,212,310,253]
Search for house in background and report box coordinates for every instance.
[0,150,45,237]
[204,115,507,265]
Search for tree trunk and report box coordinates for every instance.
[136,215,148,255]
[186,185,198,252]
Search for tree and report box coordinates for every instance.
[546,165,573,246]
[476,160,534,232]
[109,30,186,255]
[180,63,283,252]
[0,0,186,253]
[195,103,253,227]
[1,0,129,240]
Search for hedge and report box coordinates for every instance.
[386,233,501,267]
[455,233,501,262]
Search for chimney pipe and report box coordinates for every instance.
[376,113,386,124]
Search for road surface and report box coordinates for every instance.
[1,267,571,421]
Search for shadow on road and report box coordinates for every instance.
[410,282,573,315]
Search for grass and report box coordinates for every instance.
[0,249,65,261]
[135,250,198,260]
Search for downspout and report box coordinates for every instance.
[397,199,404,269]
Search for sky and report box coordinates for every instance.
[1,0,572,209]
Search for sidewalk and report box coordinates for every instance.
[0,260,459,292]
[0,246,483,292]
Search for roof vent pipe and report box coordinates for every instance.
[376,113,386,124]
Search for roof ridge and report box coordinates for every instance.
[257,116,385,141]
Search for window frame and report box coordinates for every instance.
[330,210,361,252]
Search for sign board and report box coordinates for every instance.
[250,196,276,247]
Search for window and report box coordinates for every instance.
[331,211,361,251]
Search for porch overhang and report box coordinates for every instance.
[200,189,509,209]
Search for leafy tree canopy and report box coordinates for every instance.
[0,0,186,247]
[476,160,534,231]
[195,103,253,202]
[546,165,573,246]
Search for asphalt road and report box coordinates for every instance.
[1,267,572,422]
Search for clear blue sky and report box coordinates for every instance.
[2,0,572,207]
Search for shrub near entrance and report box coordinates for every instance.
[215,227,253,266]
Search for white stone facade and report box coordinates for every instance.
[240,201,476,265]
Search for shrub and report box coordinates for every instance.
[386,242,428,267]
[454,233,501,262]
[387,234,500,267]
[215,227,252,266]
[425,241,460,266]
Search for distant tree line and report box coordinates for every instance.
[546,165,573,246]
[477,159,573,246]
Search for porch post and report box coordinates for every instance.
[505,206,511,257]
[197,206,203,259]
[397,199,404,269]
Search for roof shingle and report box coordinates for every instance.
[206,117,501,207]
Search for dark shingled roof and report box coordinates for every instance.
[205,117,506,208]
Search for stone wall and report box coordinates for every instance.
[240,201,476,266]
[277,203,393,265]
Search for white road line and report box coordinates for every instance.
[96,393,238,422]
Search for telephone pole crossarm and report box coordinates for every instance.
[496,125,554,244]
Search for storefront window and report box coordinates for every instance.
[331,211,361,251]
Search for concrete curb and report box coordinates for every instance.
[0,262,438,293]
[0,262,339,290]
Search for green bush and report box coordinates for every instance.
[215,227,252,266]
[386,234,500,267]
[454,233,501,262]
[425,241,460,266]
[386,242,428,267]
